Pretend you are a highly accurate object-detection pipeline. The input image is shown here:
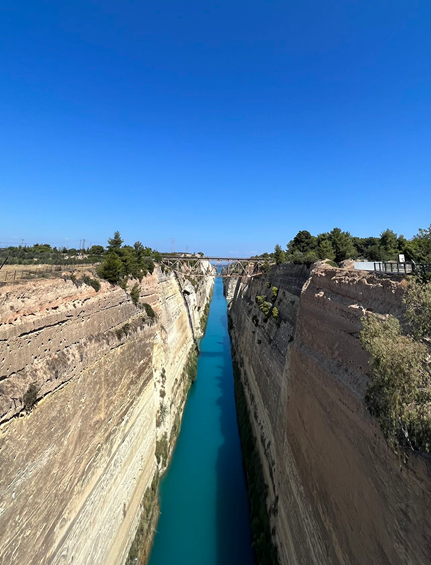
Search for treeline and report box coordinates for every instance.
[259,225,431,266]
[0,243,103,265]
[97,231,162,285]
[0,232,162,280]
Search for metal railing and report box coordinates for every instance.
[374,262,414,274]
[373,262,431,275]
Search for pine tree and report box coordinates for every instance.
[107,231,124,252]
[97,252,124,284]
[274,244,286,265]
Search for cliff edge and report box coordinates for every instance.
[226,264,431,565]
[0,265,213,565]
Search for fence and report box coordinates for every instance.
[0,264,96,283]
[373,262,415,274]
[372,262,431,275]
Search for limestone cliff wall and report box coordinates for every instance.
[0,266,213,565]
[226,264,431,565]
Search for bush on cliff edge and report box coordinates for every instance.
[361,277,431,453]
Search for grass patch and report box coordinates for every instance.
[200,300,211,333]
[125,471,159,565]
[155,434,169,467]
[184,348,198,391]
[81,274,101,292]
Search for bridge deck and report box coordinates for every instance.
[160,255,258,261]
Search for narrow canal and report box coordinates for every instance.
[148,276,254,565]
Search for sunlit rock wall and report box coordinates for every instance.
[226,265,431,565]
[0,265,213,565]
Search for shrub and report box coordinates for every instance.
[142,302,157,321]
[271,286,278,302]
[361,314,431,452]
[155,434,169,466]
[272,307,279,319]
[185,349,198,385]
[115,323,131,340]
[97,252,124,284]
[23,383,39,412]
[200,298,211,333]
[81,274,101,292]
[156,403,169,427]
[170,412,181,443]
[130,283,140,306]
[125,471,159,565]
[404,277,431,339]
[259,301,272,317]
[68,273,82,287]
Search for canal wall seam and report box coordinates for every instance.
[226,264,431,565]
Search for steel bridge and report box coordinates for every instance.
[159,255,269,278]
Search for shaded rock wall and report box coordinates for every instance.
[0,266,213,565]
[226,265,431,565]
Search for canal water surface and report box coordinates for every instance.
[148,276,254,565]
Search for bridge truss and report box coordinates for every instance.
[159,256,269,278]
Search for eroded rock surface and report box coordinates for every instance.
[0,266,213,565]
[226,264,431,565]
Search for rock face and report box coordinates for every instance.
[0,266,213,565]
[226,264,431,565]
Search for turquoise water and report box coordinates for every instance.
[148,277,254,565]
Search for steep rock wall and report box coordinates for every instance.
[226,264,431,565]
[0,266,213,565]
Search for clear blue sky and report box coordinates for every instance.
[1,0,430,256]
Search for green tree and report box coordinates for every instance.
[88,245,105,256]
[317,236,336,261]
[288,230,317,254]
[411,225,431,263]
[379,229,399,261]
[130,283,141,306]
[107,231,124,252]
[273,244,286,265]
[329,228,357,262]
[97,252,124,284]
[353,236,381,260]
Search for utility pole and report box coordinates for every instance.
[82,239,85,251]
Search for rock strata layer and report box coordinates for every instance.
[226,264,431,565]
[0,266,213,565]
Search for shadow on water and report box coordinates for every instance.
[212,284,255,565]
[148,278,254,565]
[214,331,255,565]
